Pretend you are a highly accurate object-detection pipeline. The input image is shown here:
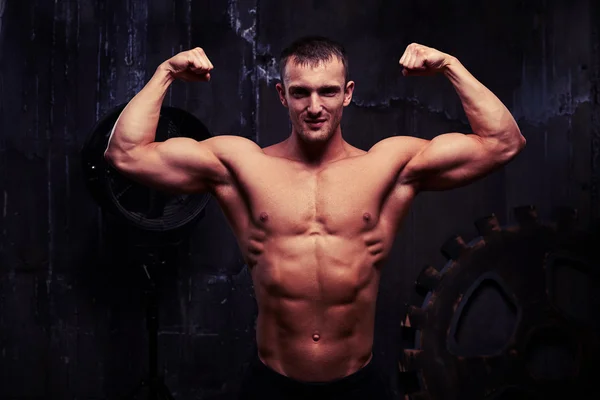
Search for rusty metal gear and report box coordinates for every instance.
[399,205,600,400]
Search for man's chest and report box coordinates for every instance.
[235,159,398,234]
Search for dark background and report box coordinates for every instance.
[1,0,599,399]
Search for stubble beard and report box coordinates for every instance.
[294,115,341,144]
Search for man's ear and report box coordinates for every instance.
[276,83,288,107]
[343,80,355,107]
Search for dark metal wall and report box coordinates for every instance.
[0,0,597,399]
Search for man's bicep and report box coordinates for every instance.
[399,133,501,192]
[117,137,229,193]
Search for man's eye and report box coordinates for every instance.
[292,91,308,97]
[320,90,337,96]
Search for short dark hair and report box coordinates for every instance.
[279,36,349,85]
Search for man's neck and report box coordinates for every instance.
[285,129,348,167]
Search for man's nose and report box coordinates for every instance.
[307,94,322,115]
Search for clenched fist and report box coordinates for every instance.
[399,43,453,76]
[163,47,214,82]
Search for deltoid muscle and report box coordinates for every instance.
[399,205,600,400]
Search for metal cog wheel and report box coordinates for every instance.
[399,205,600,400]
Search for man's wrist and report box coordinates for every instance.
[442,56,458,74]
[442,56,469,82]
[155,62,176,85]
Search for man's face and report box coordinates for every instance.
[276,57,354,144]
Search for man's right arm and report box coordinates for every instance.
[104,48,259,194]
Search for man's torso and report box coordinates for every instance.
[211,140,416,381]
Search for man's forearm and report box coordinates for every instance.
[443,57,522,143]
[105,64,175,158]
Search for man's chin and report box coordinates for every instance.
[300,130,332,143]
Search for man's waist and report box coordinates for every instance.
[255,333,374,381]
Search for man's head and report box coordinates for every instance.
[276,36,355,144]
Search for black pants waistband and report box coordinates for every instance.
[254,353,375,388]
[238,352,393,400]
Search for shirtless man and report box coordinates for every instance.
[105,36,525,399]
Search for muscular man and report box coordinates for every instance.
[105,36,525,399]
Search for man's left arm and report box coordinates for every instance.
[396,44,526,192]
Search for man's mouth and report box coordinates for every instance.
[305,119,326,128]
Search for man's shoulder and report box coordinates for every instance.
[205,134,264,155]
[361,136,429,174]
[261,142,281,155]
[367,136,428,155]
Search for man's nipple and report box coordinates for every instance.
[363,212,371,222]
[259,212,269,222]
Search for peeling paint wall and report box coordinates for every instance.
[0,0,598,399]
